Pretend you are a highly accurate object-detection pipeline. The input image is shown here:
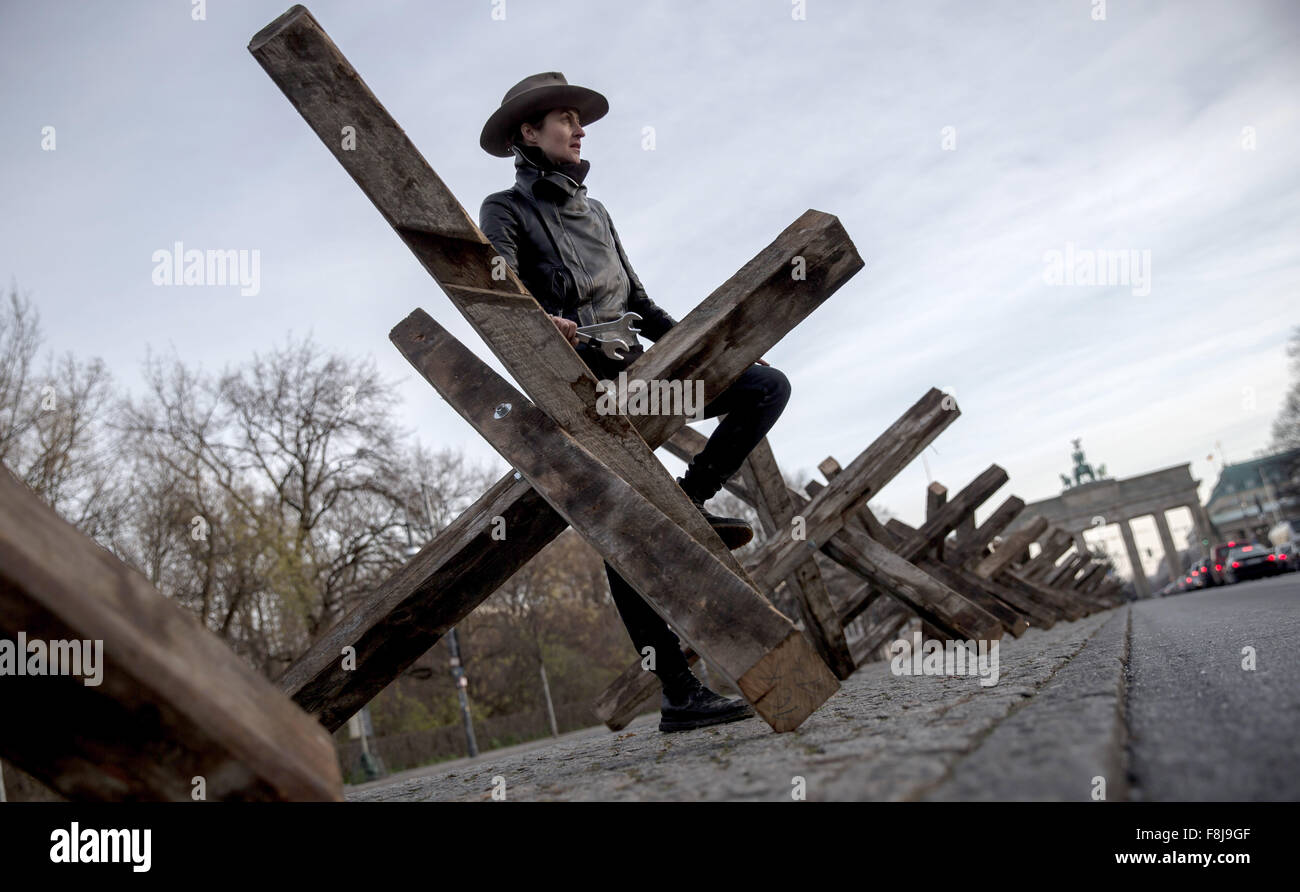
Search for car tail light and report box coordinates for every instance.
[1215,564,1223,571]
[1185,577,1192,583]
[1281,554,1289,560]
[1267,554,1276,561]
[1232,561,1240,568]
[1243,545,1254,552]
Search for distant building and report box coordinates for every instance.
[1204,446,1300,542]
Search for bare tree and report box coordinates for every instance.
[0,285,128,541]
[1272,324,1300,451]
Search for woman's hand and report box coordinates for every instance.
[550,315,579,347]
[755,358,770,366]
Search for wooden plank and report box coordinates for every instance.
[849,596,916,664]
[391,310,838,731]
[954,513,977,548]
[881,512,1034,636]
[1045,553,1087,587]
[740,440,855,679]
[836,465,1011,624]
[914,557,1030,637]
[1001,569,1088,621]
[1075,562,1107,593]
[745,389,960,592]
[821,525,1004,641]
[951,565,1061,628]
[0,463,343,801]
[925,482,948,560]
[1022,529,1073,580]
[817,457,843,481]
[945,496,1026,566]
[973,516,1050,579]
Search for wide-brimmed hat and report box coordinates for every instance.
[480,72,608,158]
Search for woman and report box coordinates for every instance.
[479,72,793,732]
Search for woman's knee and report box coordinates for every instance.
[762,366,792,408]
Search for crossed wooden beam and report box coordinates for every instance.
[250,8,1131,740]
[249,6,869,732]
[0,464,344,800]
[591,439,1127,728]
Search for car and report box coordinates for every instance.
[1201,542,1238,586]
[1182,562,1213,591]
[1273,541,1298,571]
[1223,542,1285,584]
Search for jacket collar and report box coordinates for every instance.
[512,143,590,202]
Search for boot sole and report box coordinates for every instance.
[658,703,756,733]
[711,523,754,550]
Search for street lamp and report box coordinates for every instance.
[410,486,479,758]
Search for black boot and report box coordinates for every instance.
[677,463,753,550]
[657,667,755,733]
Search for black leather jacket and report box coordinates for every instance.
[479,148,677,372]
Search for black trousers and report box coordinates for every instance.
[588,355,792,680]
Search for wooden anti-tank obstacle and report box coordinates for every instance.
[0,465,343,800]
[249,4,869,732]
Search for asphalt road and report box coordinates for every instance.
[1125,572,1300,800]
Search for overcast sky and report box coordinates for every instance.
[2,0,1298,579]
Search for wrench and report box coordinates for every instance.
[574,312,642,361]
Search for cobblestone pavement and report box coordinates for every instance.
[350,605,1127,802]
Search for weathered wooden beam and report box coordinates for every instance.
[0,463,343,801]
[848,596,915,664]
[973,516,1050,579]
[392,311,838,731]
[822,524,1004,641]
[957,566,1061,628]
[914,557,1030,637]
[836,465,1010,623]
[1022,529,1073,580]
[785,457,1010,642]
[1001,569,1088,621]
[925,482,948,561]
[1075,562,1107,593]
[746,389,960,592]
[817,457,842,482]
[945,496,1026,566]
[738,440,855,679]
[954,513,977,548]
[1046,552,1087,587]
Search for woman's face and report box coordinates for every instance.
[523,107,584,165]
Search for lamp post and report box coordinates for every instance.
[410,485,478,758]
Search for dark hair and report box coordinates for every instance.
[513,110,551,149]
